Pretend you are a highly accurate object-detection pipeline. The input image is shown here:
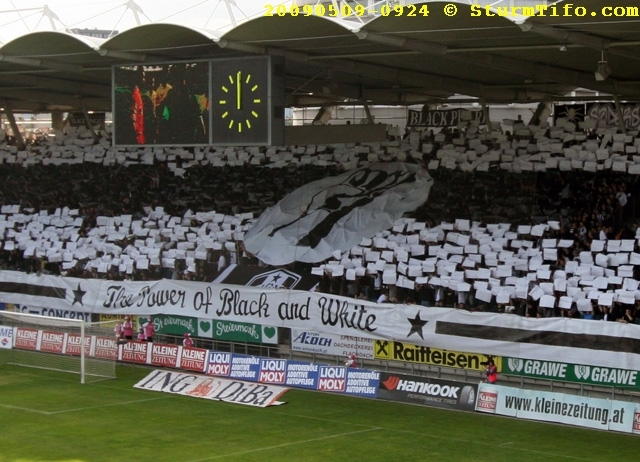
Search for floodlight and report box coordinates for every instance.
[594,50,610,81]
[595,61,611,81]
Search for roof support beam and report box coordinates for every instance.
[520,21,640,62]
[216,39,533,102]
[0,54,84,73]
[0,74,110,97]
[356,31,621,95]
[97,48,169,63]
[3,101,26,150]
[0,88,109,111]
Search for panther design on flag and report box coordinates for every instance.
[244,163,433,265]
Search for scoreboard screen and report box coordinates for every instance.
[113,61,210,146]
[112,57,284,147]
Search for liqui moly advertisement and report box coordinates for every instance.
[204,351,379,398]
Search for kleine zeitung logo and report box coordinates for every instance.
[153,345,179,356]
[477,389,498,413]
[182,348,206,361]
[17,329,37,340]
[632,408,640,434]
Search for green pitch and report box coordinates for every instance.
[0,363,636,462]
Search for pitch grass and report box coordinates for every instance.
[0,364,637,462]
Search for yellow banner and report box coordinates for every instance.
[374,340,501,372]
[97,314,144,328]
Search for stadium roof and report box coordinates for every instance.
[0,0,638,112]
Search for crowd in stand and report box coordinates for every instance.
[0,118,640,324]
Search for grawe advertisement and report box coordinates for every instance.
[374,339,500,372]
[291,329,374,358]
[378,372,477,411]
[204,351,380,398]
[504,357,640,389]
[476,383,639,435]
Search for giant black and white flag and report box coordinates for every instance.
[243,163,433,266]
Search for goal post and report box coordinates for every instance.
[0,311,117,383]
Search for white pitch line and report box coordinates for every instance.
[0,403,51,414]
[0,396,168,415]
[218,408,601,462]
[265,409,379,428]
[187,427,383,462]
[189,411,597,462]
[45,396,169,414]
[389,427,599,461]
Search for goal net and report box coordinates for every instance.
[0,311,117,383]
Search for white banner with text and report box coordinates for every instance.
[476,383,639,434]
[2,271,640,370]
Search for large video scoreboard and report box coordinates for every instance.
[112,56,284,147]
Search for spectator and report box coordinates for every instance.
[143,317,155,342]
[345,354,357,368]
[123,316,134,340]
[619,307,635,324]
[484,358,498,383]
[114,320,123,340]
[1,118,640,327]
[377,289,389,304]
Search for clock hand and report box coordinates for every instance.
[236,71,242,110]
